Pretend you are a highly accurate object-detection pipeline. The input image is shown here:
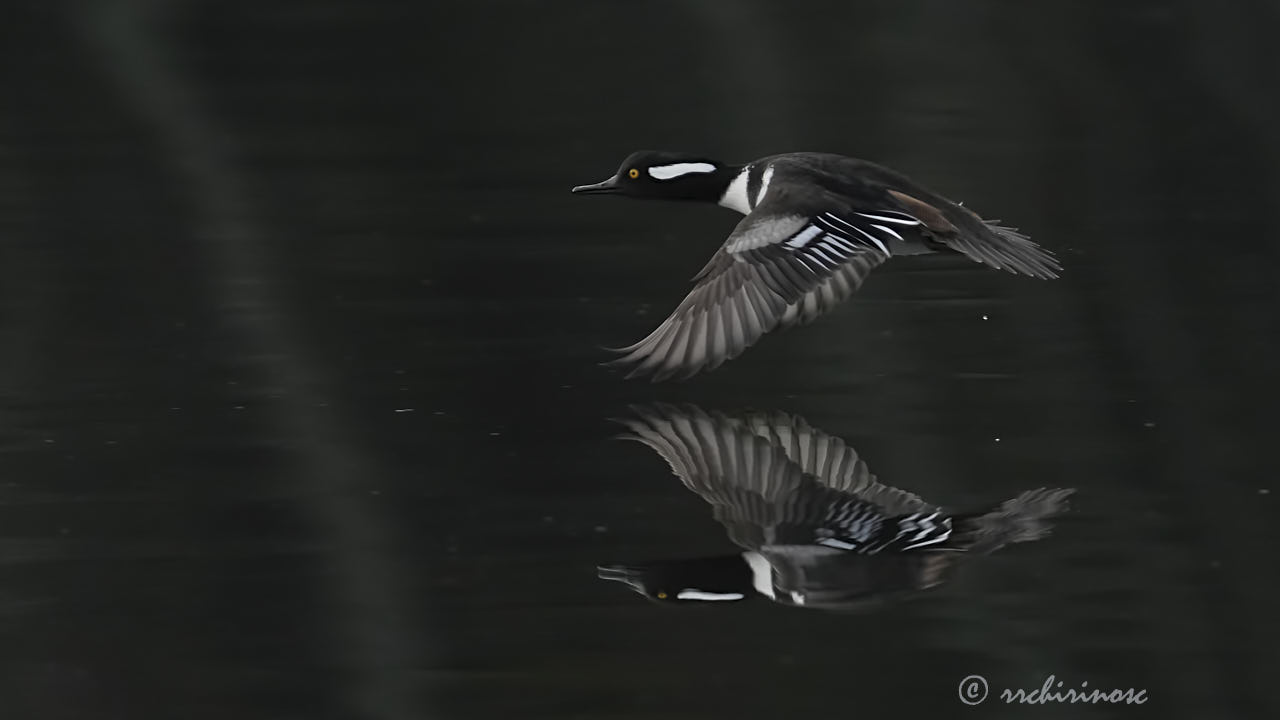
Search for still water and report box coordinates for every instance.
[1,1,1277,718]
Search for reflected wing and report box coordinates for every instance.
[615,403,811,507]
[954,488,1076,554]
[735,410,930,516]
[604,207,891,381]
[615,404,936,549]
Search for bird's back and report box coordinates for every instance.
[764,152,1059,277]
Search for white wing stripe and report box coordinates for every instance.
[900,532,950,551]
[783,225,825,249]
[815,214,891,254]
[871,223,904,241]
[816,240,852,261]
[820,213,858,231]
[854,212,920,225]
[808,245,839,266]
[909,524,936,542]
[823,234,860,253]
[848,225,890,255]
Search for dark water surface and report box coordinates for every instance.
[2,1,1278,718]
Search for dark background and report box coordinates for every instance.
[1,1,1278,718]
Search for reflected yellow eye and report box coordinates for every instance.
[656,591,668,599]
[628,168,639,179]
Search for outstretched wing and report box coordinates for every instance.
[735,410,930,516]
[615,404,936,550]
[604,205,896,381]
[614,403,812,505]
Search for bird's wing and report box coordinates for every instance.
[604,200,898,381]
[778,258,884,329]
[879,188,1061,279]
[615,403,811,505]
[735,409,931,516]
[615,404,936,550]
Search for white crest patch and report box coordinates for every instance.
[676,590,745,601]
[647,162,716,180]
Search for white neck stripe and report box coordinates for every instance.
[744,552,776,599]
[754,165,774,208]
[719,167,752,214]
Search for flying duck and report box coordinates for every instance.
[598,404,1075,610]
[573,151,1061,380]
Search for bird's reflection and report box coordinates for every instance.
[599,404,1074,611]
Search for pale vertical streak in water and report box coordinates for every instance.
[846,2,1084,673]
[687,0,797,151]
[1178,3,1280,392]
[1004,6,1275,713]
[71,3,427,717]
[1000,7,1217,704]
[0,116,51,410]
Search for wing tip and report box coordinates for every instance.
[983,223,1063,279]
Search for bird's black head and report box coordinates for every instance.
[597,555,754,605]
[572,150,739,202]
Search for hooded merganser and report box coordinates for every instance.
[573,151,1061,381]
[598,404,1074,610]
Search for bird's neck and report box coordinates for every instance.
[667,554,756,593]
[716,164,754,214]
[666,164,742,206]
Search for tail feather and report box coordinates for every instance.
[952,488,1075,553]
[943,222,1061,279]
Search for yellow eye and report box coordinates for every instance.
[656,591,668,599]
[628,168,639,179]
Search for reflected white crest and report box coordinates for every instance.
[675,589,745,601]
